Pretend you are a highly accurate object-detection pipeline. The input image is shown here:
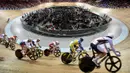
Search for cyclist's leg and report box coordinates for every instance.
[91,43,101,66]
[20,42,26,55]
[49,44,53,53]
[70,46,76,58]
[52,45,57,53]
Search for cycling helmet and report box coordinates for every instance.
[13,36,17,39]
[80,38,84,42]
[37,38,40,42]
[3,34,7,36]
[55,41,59,45]
[28,38,32,42]
[14,36,17,38]
[107,33,114,39]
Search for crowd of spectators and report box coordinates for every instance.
[21,6,111,31]
[50,0,78,2]
[85,0,130,9]
[0,0,42,10]
[0,0,81,10]
[1,0,130,10]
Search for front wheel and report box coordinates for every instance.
[54,49,61,57]
[10,43,15,50]
[5,42,9,48]
[36,49,43,58]
[28,51,38,60]
[105,56,122,73]
[2,40,7,45]
[61,52,73,64]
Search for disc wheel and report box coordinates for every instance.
[78,52,89,61]
[54,49,61,57]
[79,56,95,73]
[61,52,72,64]
[105,56,122,73]
[44,49,50,56]
[15,49,23,59]
[28,51,38,60]
[37,49,43,58]
[10,43,15,50]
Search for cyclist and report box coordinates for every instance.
[20,39,33,56]
[0,34,7,42]
[8,36,17,43]
[90,33,121,67]
[32,38,41,48]
[49,41,60,53]
[69,38,84,58]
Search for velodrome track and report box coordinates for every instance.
[0,2,130,73]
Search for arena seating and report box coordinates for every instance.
[21,6,111,31]
[0,0,130,9]
[85,0,130,8]
[0,0,41,10]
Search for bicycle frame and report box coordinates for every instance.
[66,50,81,59]
[74,51,82,59]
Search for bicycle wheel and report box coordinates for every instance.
[5,42,9,48]
[79,56,95,73]
[61,52,72,64]
[44,49,50,56]
[28,51,38,60]
[54,49,61,57]
[0,39,2,44]
[15,49,23,59]
[2,40,7,45]
[37,49,43,58]
[10,43,15,50]
[105,56,122,72]
[78,52,89,61]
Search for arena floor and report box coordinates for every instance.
[0,2,130,73]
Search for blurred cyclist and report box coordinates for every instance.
[69,38,84,57]
[32,38,41,48]
[19,39,33,56]
[49,41,60,53]
[8,36,17,43]
[0,33,7,42]
[90,33,121,67]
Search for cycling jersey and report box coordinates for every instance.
[49,41,58,48]
[0,34,5,38]
[91,36,116,54]
[69,39,84,53]
[32,40,40,47]
[8,36,17,41]
[20,40,33,48]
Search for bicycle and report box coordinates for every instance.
[79,44,122,73]
[15,47,39,60]
[5,40,15,50]
[44,46,61,57]
[61,50,89,64]
[0,38,7,45]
